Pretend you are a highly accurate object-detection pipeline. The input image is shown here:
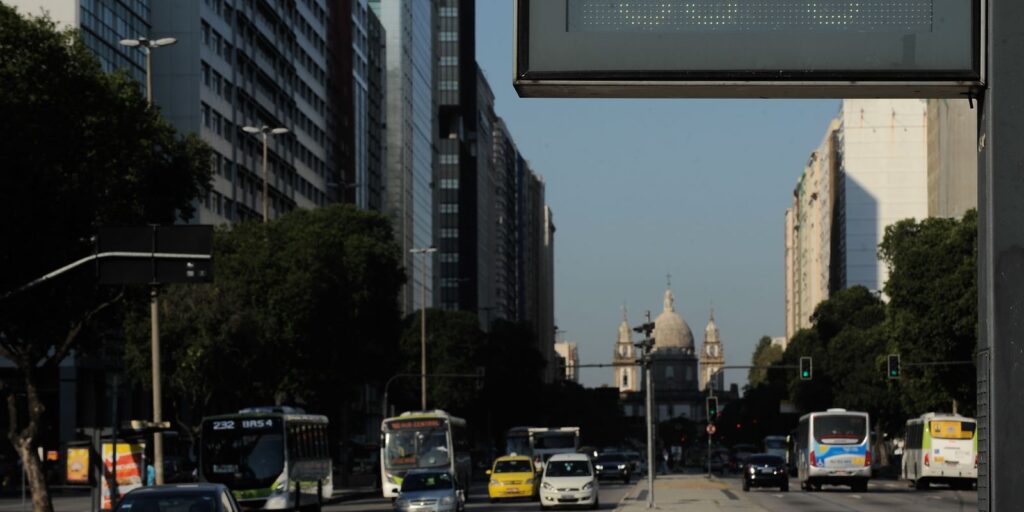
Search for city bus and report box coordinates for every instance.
[902,413,977,490]
[199,407,332,510]
[380,410,471,499]
[796,409,871,492]
[505,426,535,457]
[528,427,580,463]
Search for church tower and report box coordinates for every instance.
[613,307,640,393]
[699,309,725,392]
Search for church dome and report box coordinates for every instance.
[653,289,694,351]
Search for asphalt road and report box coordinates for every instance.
[326,480,635,512]
[725,475,978,512]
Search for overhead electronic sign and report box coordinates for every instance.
[514,0,983,98]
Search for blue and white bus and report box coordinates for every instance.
[796,409,871,492]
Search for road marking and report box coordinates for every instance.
[849,494,862,499]
[773,494,785,498]
[929,495,943,500]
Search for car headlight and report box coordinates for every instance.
[618,464,627,469]
[748,466,756,474]
[440,496,454,505]
[542,482,554,490]
[524,477,534,485]
[595,464,603,470]
[582,481,594,491]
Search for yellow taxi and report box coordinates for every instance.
[487,455,539,502]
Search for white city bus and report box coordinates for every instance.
[380,410,471,498]
[200,407,332,510]
[902,413,977,490]
[796,409,871,492]
[528,427,580,463]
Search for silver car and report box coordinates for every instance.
[393,470,465,512]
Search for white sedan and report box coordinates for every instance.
[539,453,599,510]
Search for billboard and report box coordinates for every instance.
[66,448,90,484]
[514,0,984,98]
[101,442,146,510]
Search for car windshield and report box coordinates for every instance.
[595,454,625,464]
[401,472,454,492]
[114,493,217,512]
[545,460,591,477]
[494,460,533,473]
[748,455,785,465]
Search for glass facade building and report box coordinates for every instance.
[371,0,435,313]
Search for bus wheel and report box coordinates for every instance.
[915,479,929,491]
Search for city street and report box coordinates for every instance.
[327,481,635,511]
[614,473,978,512]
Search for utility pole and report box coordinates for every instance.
[633,312,656,509]
[410,248,437,410]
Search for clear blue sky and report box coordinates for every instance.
[475,2,840,390]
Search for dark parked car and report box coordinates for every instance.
[593,453,632,483]
[742,455,789,492]
[113,483,241,512]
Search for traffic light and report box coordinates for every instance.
[799,357,813,380]
[706,396,719,419]
[888,354,901,379]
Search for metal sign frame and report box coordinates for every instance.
[514,0,986,98]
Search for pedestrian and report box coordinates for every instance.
[659,448,669,475]
[146,463,156,486]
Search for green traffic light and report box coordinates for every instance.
[802,371,809,378]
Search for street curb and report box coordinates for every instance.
[326,489,379,504]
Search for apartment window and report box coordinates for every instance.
[439,31,458,42]
[201,62,211,86]
[439,81,458,91]
[440,179,459,189]
[441,228,458,238]
[440,56,458,66]
[440,154,459,165]
[439,7,457,17]
[439,253,459,263]
[201,103,211,128]
[440,204,458,214]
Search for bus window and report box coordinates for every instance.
[931,421,975,440]
[813,416,866,445]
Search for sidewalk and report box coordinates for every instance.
[615,474,763,512]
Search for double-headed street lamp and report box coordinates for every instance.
[118,37,177,105]
[409,247,437,410]
[118,35,176,487]
[242,125,289,223]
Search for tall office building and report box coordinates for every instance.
[351,0,386,211]
[9,0,150,83]
[149,0,339,225]
[785,99,976,340]
[492,119,520,322]
[371,0,434,314]
[433,0,499,322]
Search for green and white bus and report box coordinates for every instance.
[380,410,471,499]
[901,413,977,490]
[200,407,333,510]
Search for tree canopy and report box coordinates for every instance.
[0,5,212,511]
[123,205,405,423]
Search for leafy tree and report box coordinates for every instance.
[395,309,485,414]
[124,205,405,432]
[748,335,783,387]
[879,210,977,417]
[0,5,211,511]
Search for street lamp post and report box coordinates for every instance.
[242,125,289,223]
[118,37,177,106]
[409,247,437,410]
[117,36,176,487]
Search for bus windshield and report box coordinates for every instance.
[201,427,284,489]
[384,420,451,470]
[506,435,531,456]
[533,434,576,450]
[765,438,786,450]
[813,415,867,445]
